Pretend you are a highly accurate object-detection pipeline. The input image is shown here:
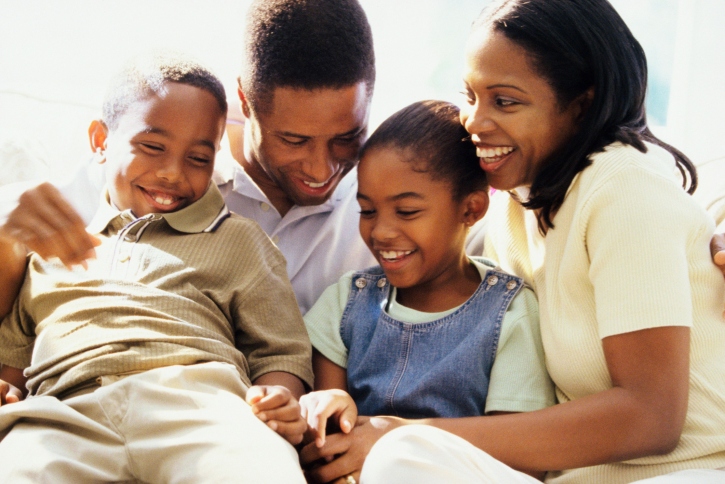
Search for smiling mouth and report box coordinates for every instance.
[477,146,515,164]
[141,187,183,210]
[379,250,413,262]
[303,180,327,188]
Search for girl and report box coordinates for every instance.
[357,1,725,483]
[300,100,553,483]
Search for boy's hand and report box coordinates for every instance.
[299,389,357,448]
[711,233,725,278]
[0,379,23,406]
[1,182,100,269]
[246,385,306,445]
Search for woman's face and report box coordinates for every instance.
[460,29,584,191]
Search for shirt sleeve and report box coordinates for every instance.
[0,282,36,370]
[303,271,354,368]
[485,287,555,413]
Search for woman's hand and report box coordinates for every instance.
[710,233,725,278]
[299,415,404,484]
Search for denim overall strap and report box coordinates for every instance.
[340,259,524,418]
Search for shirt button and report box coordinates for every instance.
[506,280,518,290]
[260,202,271,212]
[376,278,387,288]
[486,275,499,286]
[271,235,280,244]
[355,278,367,289]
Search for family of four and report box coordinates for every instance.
[0,0,724,483]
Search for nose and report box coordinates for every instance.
[369,214,398,243]
[460,102,496,139]
[156,156,184,183]
[302,143,336,183]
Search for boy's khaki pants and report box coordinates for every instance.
[0,362,305,483]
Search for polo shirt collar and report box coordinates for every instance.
[87,183,230,235]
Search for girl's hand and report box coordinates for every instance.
[300,389,357,447]
[300,415,403,484]
[246,384,306,445]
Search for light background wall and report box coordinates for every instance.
[1,0,723,186]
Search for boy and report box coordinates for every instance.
[0,53,312,483]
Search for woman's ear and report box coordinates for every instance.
[462,190,490,227]
[237,77,251,119]
[88,119,108,164]
[574,86,595,122]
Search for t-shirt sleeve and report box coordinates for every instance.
[303,272,353,368]
[0,283,35,370]
[485,287,555,413]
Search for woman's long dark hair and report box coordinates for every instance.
[477,0,697,232]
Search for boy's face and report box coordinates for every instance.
[91,82,226,217]
[241,82,370,207]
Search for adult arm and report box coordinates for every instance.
[0,237,26,319]
[0,365,27,404]
[301,325,689,481]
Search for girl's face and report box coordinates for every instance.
[357,147,473,295]
[460,29,583,191]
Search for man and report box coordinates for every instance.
[0,0,382,314]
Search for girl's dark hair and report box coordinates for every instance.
[360,100,487,201]
[478,0,697,231]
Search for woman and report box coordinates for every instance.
[301,1,725,483]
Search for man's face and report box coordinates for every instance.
[242,82,370,207]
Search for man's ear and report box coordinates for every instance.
[88,119,108,164]
[462,190,490,227]
[237,77,251,119]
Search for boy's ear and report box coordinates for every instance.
[88,119,108,164]
[462,190,489,227]
[237,77,251,119]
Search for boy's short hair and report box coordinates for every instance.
[241,0,375,113]
[360,100,487,201]
[102,52,228,131]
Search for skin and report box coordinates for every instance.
[239,82,371,216]
[0,82,308,445]
[301,28,692,482]
[460,29,589,191]
[300,147,488,482]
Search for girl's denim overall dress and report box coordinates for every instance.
[340,257,524,418]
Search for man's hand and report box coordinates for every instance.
[1,182,100,268]
[246,385,307,446]
[300,389,357,448]
[299,415,403,484]
[710,233,725,277]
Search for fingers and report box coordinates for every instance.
[0,380,22,406]
[247,385,306,445]
[710,233,725,275]
[302,436,359,484]
[1,183,98,268]
[300,390,358,447]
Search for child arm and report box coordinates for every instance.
[0,237,26,319]
[0,182,100,269]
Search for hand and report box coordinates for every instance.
[246,384,307,446]
[300,415,403,484]
[0,182,100,268]
[300,389,357,447]
[711,233,725,278]
[0,379,23,406]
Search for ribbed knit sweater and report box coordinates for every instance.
[485,142,725,483]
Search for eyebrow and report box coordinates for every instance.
[357,192,425,202]
[277,126,365,140]
[487,83,528,94]
[142,126,216,150]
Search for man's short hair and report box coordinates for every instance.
[102,51,228,131]
[241,0,375,113]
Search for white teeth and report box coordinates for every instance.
[153,195,175,206]
[379,250,412,260]
[304,181,326,188]
[476,146,514,159]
